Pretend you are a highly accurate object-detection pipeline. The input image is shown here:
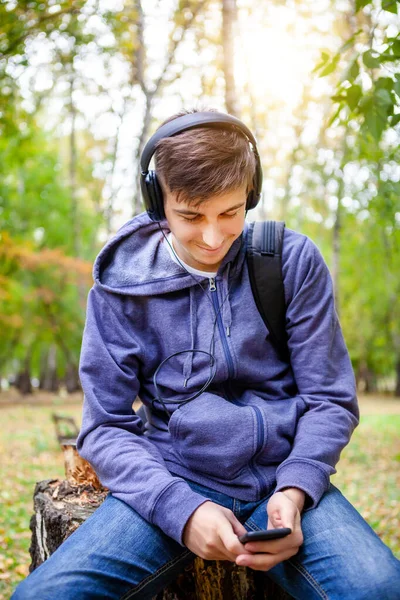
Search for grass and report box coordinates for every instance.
[0,395,399,599]
[0,400,83,599]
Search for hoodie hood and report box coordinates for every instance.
[94,211,247,296]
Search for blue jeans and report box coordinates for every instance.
[12,481,400,600]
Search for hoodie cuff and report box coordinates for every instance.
[275,460,330,511]
[150,480,209,545]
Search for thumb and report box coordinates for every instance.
[267,492,297,530]
[225,511,247,538]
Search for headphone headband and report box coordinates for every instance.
[140,111,263,221]
[140,112,259,173]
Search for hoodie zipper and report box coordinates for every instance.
[209,277,266,495]
[209,278,234,379]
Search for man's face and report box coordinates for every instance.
[164,186,247,272]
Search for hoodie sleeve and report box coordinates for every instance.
[77,285,208,545]
[274,234,359,509]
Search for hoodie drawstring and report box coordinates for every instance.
[183,265,233,386]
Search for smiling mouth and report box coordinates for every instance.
[197,244,224,253]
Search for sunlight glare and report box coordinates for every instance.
[235,7,320,111]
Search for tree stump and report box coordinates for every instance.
[29,436,293,599]
[29,478,108,571]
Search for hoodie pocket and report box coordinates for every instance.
[168,393,257,481]
[253,396,307,466]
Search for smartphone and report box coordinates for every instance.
[239,527,292,544]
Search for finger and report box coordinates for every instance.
[269,503,296,530]
[218,516,248,561]
[244,537,290,555]
[244,530,302,555]
[236,547,298,571]
[228,515,247,539]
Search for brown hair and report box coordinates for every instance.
[154,108,256,206]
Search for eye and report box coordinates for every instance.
[181,215,201,222]
[224,210,240,218]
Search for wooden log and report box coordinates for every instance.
[29,478,292,599]
[29,478,108,571]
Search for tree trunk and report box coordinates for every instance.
[39,345,59,392]
[332,179,342,316]
[65,363,81,393]
[15,352,32,394]
[15,367,32,394]
[358,362,377,394]
[29,479,107,572]
[395,358,400,397]
[69,68,79,258]
[222,0,240,117]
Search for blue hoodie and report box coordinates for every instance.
[77,212,359,546]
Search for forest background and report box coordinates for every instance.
[1,0,400,397]
[1,1,400,596]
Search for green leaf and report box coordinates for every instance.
[391,113,400,126]
[327,104,342,127]
[375,88,393,109]
[381,0,397,13]
[339,30,363,53]
[360,89,393,140]
[379,53,400,62]
[356,0,373,10]
[363,50,381,69]
[312,51,330,74]
[319,54,340,77]
[347,84,363,110]
[350,58,360,80]
[341,56,360,83]
[375,77,394,92]
[394,76,400,97]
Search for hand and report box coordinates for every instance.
[235,489,304,571]
[183,501,250,561]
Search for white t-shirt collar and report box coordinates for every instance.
[166,233,217,278]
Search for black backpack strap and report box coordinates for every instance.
[246,221,289,362]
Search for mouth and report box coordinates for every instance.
[196,244,225,254]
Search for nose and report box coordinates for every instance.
[201,224,224,249]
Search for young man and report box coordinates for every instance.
[13,110,400,599]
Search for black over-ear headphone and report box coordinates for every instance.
[140,111,263,222]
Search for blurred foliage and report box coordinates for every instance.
[0,0,399,393]
[314,0,400,141]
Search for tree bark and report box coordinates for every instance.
[358,362,378,394]
[222,0,240,117]
[39,345,59,392]
[15,351,33,394]
[15,367,32,394]
[69,67,79,258]
[332,189,341,315]
[64,363,81,393]
[395,358,400,397]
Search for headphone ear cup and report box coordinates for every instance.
[142,170,165,221]
[246,190,257,211]
[246,160,262,210]
[152,173,165,220]
[246,186,261,211]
